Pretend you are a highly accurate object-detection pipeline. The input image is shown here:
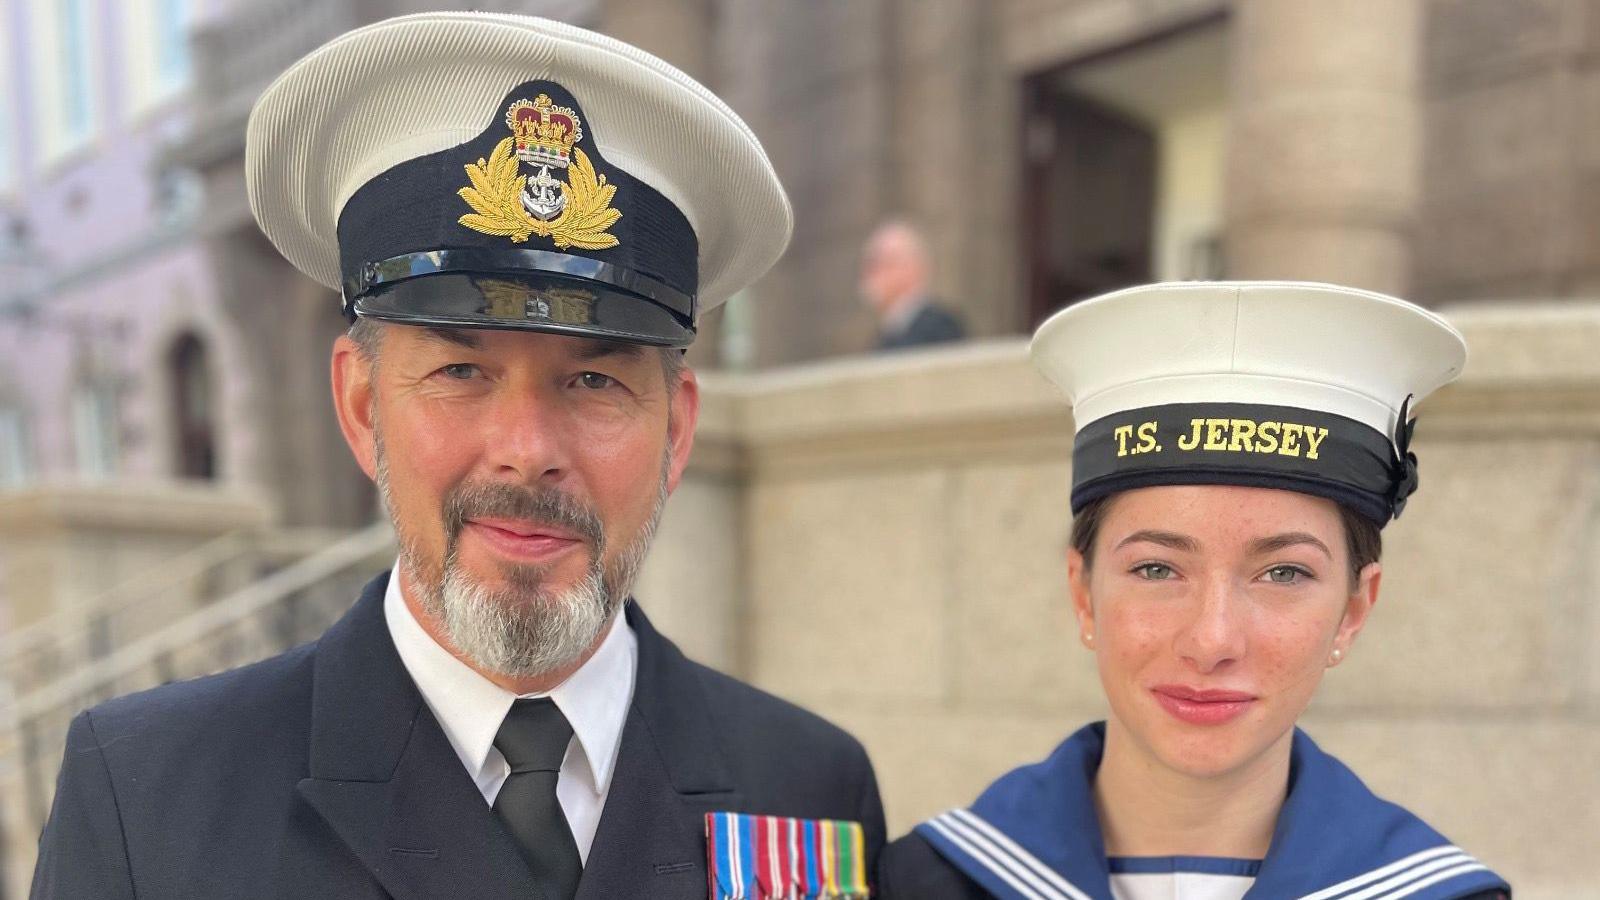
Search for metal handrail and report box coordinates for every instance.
[0,521,394,728]
[0,526,363,680]
[0,522,393,899]
[0,530,252,661]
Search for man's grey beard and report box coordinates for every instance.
[376,428,670,679]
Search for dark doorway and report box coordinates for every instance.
[1021,84,1156,328]
[169,332,216,480]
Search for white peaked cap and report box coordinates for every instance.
[1030,281,1466,437]
[246,12,790,319]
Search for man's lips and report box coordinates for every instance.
[1150,684,1257,726]
[463,518,585,562]
[468,517,582,541]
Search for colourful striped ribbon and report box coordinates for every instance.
[705,813,870,899]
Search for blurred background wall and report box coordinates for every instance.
[0,0,1597,896]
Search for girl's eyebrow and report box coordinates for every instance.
[1249,532,1333,560]
[1114,530,1199,553]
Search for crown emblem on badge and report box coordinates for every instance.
[507,95,582,168]
[457,96,621,250]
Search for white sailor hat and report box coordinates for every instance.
[1030,281,1467,525]
[246,12,791,347]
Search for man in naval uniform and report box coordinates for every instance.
[32,13,883,900]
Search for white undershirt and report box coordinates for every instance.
[382,563,637,863]
[1107,858,1257,900]
[1110,872,1254,900]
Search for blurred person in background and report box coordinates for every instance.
[878,282,1510,900]
[30,13,883,900]
[860,219,967,351]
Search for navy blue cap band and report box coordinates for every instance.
[342,248,695,321]
[1071,402,1409,525]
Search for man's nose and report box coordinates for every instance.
[1175,576,1247,674]
[481,383,572,484]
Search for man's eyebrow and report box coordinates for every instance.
[574,339,646,362]
[1249,532,1333,560]
[1114,530,1200,554]
[420,327,483,350]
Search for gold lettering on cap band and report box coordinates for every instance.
[1126,417,1331,460]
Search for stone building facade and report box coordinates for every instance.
[4,0,1597,526]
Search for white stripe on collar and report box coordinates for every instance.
[927,809,1092,900]
[1300,846,1481,900]
[1372,862,1491,900]
[933,808,1492,900]
[924,816,1057,900]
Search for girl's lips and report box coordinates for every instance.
[1150,685,1257,726]
[464,520,583,564]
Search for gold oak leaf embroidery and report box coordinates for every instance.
[457,137,622,250]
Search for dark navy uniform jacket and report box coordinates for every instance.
[31,572,885,899]
[877,303,966,351]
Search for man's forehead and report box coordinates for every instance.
[408,325,648,361]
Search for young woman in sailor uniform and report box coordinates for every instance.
[878,282,1511,900]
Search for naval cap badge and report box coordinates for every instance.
[457,94,621,249]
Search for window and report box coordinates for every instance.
[169,332,216,479]
[153,165,203,224]
[60,0,91,134]
[0,405,30,487]
[29,0,100,160]
[71,378,120,479]
[125,0,192,113]
[0,5,16,190]
[156,0,189,84]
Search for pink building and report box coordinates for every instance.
[0,0,383,531]
[0,0,233,488]
[3,0,576,534]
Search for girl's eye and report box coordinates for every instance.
[1264,565,1309,585]
[578,372,616,390]
[440,363,479,380]
[1132,563,1174,581]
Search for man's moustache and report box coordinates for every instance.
[442,482,604,551]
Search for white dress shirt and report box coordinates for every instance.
[383,564,637,863]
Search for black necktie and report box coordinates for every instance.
[493,698,583,898]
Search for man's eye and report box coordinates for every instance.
[578,372,616,390]
[1132,563,1174,581]
[1263,565,1309,585]
[440,363,479,380]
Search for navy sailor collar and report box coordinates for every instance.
[915,722,1509,900]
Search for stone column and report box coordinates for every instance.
[596,0,728,368]
[1225,0,1422,296]
[598,0,713,82]
[887,0,1017,339]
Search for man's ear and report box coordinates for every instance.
[331,333,379,481]
[664,364,700,494]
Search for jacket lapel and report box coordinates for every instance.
[293,572,544,900]
[576,602,739,899]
